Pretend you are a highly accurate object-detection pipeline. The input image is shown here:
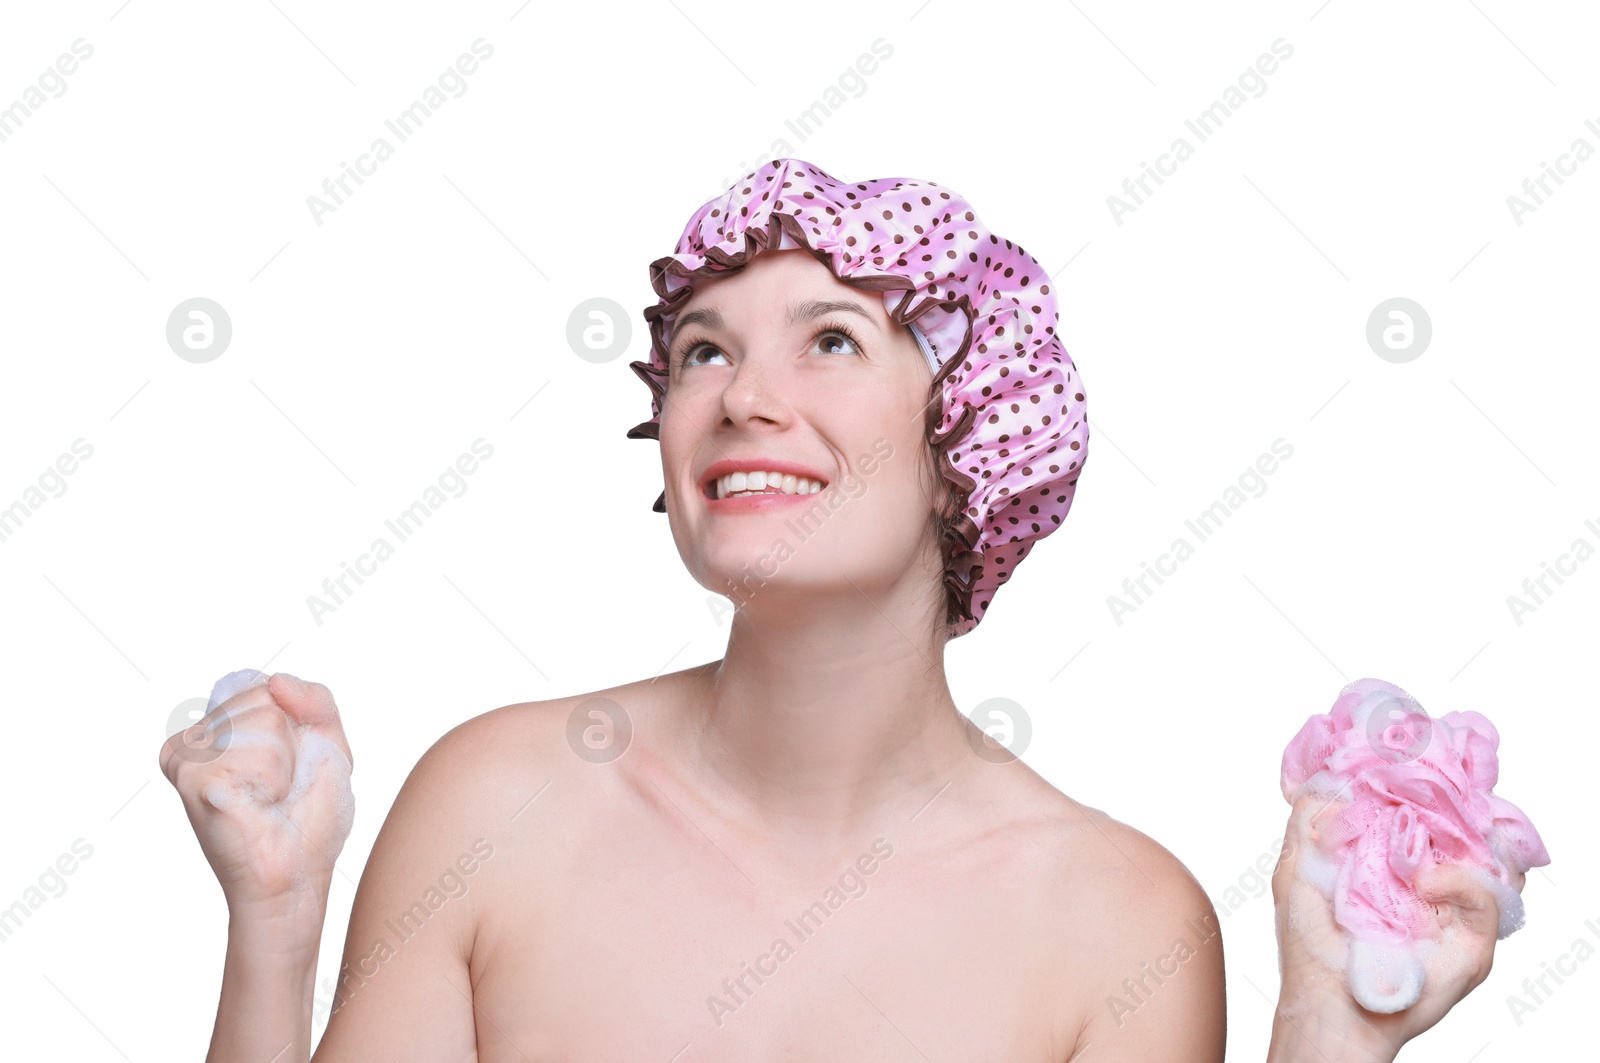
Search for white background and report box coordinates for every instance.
[1,0,1593,1058]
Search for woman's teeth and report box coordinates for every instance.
[716,470,826,499]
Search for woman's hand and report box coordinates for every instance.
[159,672,356,937]
[1268,793,1521,1062]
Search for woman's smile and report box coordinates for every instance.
[705,484,829,512]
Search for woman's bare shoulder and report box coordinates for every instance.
[402,665,701,814]
[1040,792,1207,904]
[995,783,1225,1057]
[985,773,1214,931]
[314,672,698,1058]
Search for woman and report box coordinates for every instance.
[161,159,1516,1061]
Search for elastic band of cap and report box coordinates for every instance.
[908,321,940,372]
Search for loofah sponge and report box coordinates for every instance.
[1281,677,1550,1013]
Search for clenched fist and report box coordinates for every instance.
[160,671,355,935]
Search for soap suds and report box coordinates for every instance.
[206,668,272,711]
[201,669,356,873]
[1347,938,1427,1013]
[1280,677,1550,1013]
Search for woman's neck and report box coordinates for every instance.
[674,590,975,857]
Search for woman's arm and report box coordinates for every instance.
[207,899,323,1061]
[162,674,486,1062]
[1266,982,1397,1063]
[308,715,489,1060]
[1054,813,1227,1063]
[161,674,356,1062]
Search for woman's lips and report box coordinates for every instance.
[706,486,823,511]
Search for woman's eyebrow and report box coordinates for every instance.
[676,307,724,332]
[675,299,875,334]
[787,299,875,328]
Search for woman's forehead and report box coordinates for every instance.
[677,250,887,323]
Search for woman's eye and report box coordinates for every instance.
[812,330,862,356]
[677,343,727,368]
[676,328,862,368]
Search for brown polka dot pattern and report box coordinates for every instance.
[625,158,1090,638]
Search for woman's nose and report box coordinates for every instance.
[717,353,795,425]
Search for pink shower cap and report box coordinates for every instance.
[625,158,1090,638]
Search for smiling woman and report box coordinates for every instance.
[164,159,1525,1063]
[637,247,956,646]
[627,159,1091,641]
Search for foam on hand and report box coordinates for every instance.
[1280,677,1550,1014]
[200,669,355,854]
[206,668,273,713]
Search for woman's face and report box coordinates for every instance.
[657,248,944,616]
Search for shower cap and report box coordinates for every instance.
[625,158,1090,638]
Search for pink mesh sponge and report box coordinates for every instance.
[1281,677,1550,1013]
[626,158,1090,638]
